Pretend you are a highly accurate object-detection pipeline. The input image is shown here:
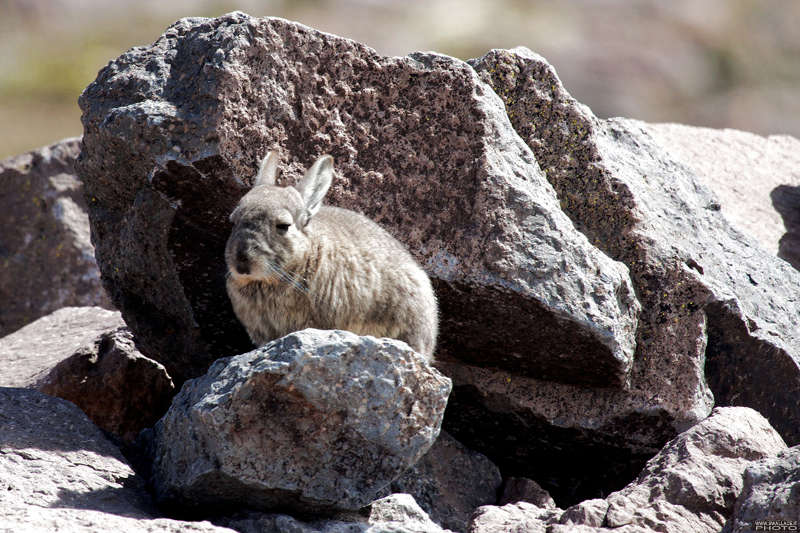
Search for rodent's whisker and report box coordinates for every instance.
[266,260,308,293]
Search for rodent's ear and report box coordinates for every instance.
[297,155,333,221]
[253,151,279,187]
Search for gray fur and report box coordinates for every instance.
[224,152,439,360]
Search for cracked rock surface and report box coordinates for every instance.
[77,12,639,387]
[152,329,452,514]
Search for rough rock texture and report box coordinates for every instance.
[386,430,502,531]
[468,502,558,533]
[0,306,123,386]
[772,184,800,270]
[152,329,452,514]
[77,11,639,386]
[0,306,174,443]
[724,446,800,532]
[0,387,232,532]
[558,499,608,528]
[600,407,786,532]
[220,494,452,533]
[469,407,787,533]
[0,138,112,337]
[437,46,800,504]
[644,124,800,258]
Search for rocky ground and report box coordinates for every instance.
[1,12,799,533]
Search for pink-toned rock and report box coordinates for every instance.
[443,47,800,506]
[77,12,639,387]
[0,137,112,337]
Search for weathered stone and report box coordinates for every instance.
[0,138,112,337]
[498,477,556,508]
[386,430,502,531]
[77,12,639,386]
[558,499,608,527]
[469,408,786,533]
[643,124,800,258]
[0,306,122,386]
[152,329,452,514]
[601,407,786,533]
[442,46,800,504]
[468,502,557,533]
[219,494,452,533]
[0,387,231,532]
[0,306,174,443]
[724,445,800,532]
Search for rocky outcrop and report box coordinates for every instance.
[437,47,800,504]
[0,138,112,337]
[468,407,787,533]
[724,445,800,532]
[0,306,174,443]
[77,12,639,387]
[386,430,502,531]
[3,10,790,532]
[0,387,233,532]
[152,329,451,515]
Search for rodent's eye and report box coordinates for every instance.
[275,222,291,233]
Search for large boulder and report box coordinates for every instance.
[0,306,174,443]
[152,329,452,515]
[440,47,800,503]
[77,12,639,386]
[0,138,112,337]
[0,387,232,532]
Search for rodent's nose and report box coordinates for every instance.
[235,248,250,275]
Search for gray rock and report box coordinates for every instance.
[77,12,639,387]
[443,46,800,504]
[725,445,800,532]
[558,499,608,527]
[0,306,174,443]
[0,387,232,532]
[601,407,786,533]
[468,407,786,533]
[0,306,123,387]
[643,124,800,258]
[0,138,112,337]
[152,329,452,514]
[468,502,556,533]
[219,494,452,533]
[387,431,502,531]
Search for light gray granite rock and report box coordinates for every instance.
[152,329,451,514]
